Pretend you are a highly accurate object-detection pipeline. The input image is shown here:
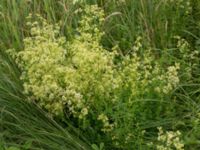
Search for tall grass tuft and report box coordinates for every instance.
[0,52,90,150]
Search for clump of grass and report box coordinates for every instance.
[0,52,90,150]
[0,93,90,150]
[100,0,197,53]
[1,0,200,149]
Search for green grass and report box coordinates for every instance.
[0,92,90,150]
[0,0,200,149]
[0,51,91,150]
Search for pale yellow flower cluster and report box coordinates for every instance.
[176,36,200,61]
[11,14,68,116]
[156,127,184,150]
[98,114,114,132]
[155,63,180,94]
[10,4,182,146]
[11,6,118,120]
[169,0,192,15]
[175,36,190,58]
[122,36,180,97]
[72,0,85,5]
[175,36,200,80]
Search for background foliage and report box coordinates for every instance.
[0,0,200,149]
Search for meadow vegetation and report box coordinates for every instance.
[0,0,200,149]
